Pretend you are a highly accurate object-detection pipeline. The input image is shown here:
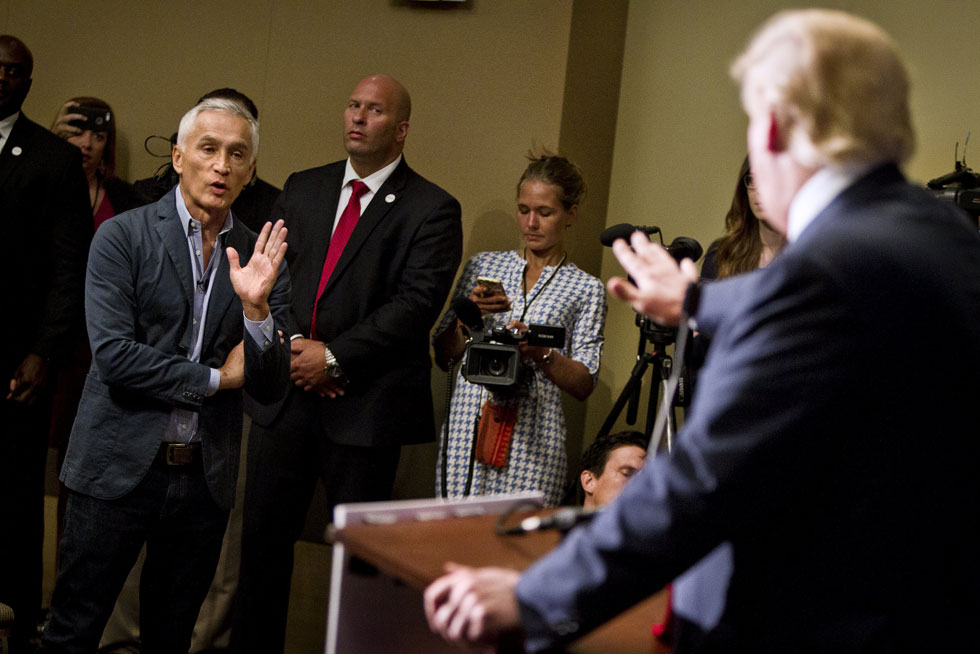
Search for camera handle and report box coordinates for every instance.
[596,330,677,453]
[437,353,483,499]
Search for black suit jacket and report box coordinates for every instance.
[516,165,980,652]
[253,157,462,447]
[0,113,91,375]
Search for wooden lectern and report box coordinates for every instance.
[326,495,669,654]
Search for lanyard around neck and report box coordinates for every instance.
[518,249,566,324]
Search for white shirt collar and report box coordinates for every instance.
[342,154,402,193]
[786,161,881,242]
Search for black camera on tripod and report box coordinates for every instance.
[452,298,565,389]
[927,142,980,221]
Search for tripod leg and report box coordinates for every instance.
[597,354,653,438]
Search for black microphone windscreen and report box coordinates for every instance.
[600,223,638,246]
[667,237,703,262]
[452,296,484,330]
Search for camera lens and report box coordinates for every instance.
[486,357,507,376]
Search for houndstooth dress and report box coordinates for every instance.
[434,250,606,506]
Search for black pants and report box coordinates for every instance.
[39,458,229,654]
[231,392,400,654]
[0,393,50,653]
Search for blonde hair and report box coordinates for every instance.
[731,9,914,167]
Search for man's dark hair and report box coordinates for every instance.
[197,87,259,120]
[580,431,649,478]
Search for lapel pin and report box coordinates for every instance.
[385,193,396,203]
[12,146,22,156]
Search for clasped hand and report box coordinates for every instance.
[290,339,346,399]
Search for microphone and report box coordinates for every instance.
[452,296,484,330]
[600,223,661,246]
[665,236,703,263]
[502,506,603,535]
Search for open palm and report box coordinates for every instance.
[228,219,288,319]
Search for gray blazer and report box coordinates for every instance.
[61,190,291,510]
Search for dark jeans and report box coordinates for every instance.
[39,456,229,654]
[0,392,50,654]
[231,394,401,654]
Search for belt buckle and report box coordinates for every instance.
[165,443,192,466]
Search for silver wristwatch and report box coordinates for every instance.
[323,346,345,380]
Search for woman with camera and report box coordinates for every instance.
[50,97,146,231]
[433,152,606,506]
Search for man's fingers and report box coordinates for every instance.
[424,573,454,623]
[607,276,638,303]
[447,590,479,642]
[226,247,241,273]
[268,219,287,251]
[254,220,273,256]
[680,257,700,283]
[610,238,640,273]
[272,241,288,269]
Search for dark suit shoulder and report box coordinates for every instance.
[283,160,345,187]
[10,113,83,165]
[398,164,458,205]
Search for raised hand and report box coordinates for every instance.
[607,231,699,326]
[50,101,86,139]
[228,219,288,321]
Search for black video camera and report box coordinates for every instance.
[453,298,565,390]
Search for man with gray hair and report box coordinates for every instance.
[424,9,980,651]
[39,97,291,654]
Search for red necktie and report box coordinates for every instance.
[311,180,368,338]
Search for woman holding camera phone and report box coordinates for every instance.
[47,97,148,550]
[51,97,146,231]
[433,152,606,506]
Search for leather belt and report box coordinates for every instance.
[155,442,201,466]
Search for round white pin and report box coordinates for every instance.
[385,194,396,203]
[12,146,23,156]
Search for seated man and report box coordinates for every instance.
[579,431,648,509]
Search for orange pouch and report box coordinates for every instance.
[475,400,517,467]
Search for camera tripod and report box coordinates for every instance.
[596,314,685,454]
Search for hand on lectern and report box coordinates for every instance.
[424,562,522,650]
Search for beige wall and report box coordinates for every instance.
[589,0,980,443]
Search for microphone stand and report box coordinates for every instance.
[596,314,679,453]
